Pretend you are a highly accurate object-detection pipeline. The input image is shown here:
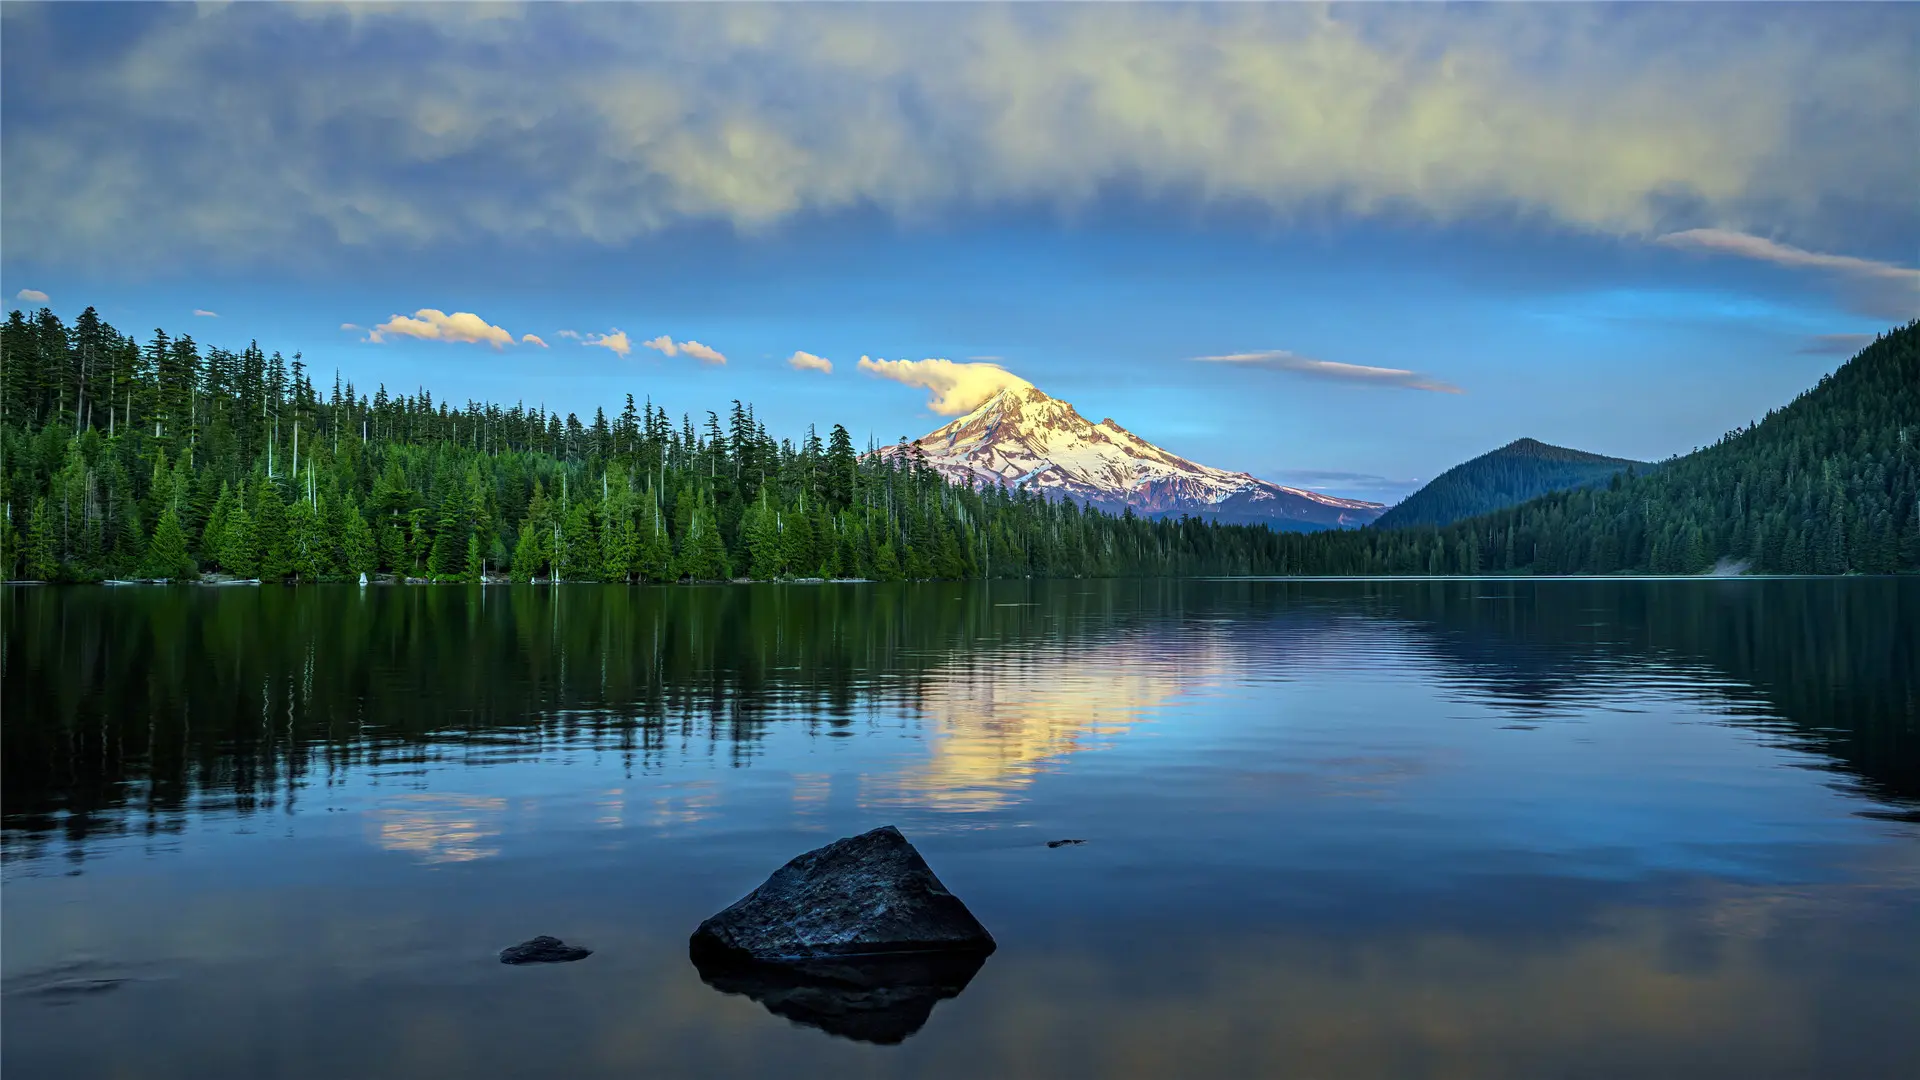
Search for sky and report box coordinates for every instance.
[2,2,1915,503]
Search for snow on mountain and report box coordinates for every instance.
[877,384,1384,530]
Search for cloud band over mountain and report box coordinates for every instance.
[1193,351,1463,394]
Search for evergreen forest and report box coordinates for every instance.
[1,307,1914,583]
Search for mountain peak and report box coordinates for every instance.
[1491,438,1640,466]
[887,380,1384,530]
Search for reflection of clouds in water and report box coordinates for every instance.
[790,773,833,827]
[863,636,1234,813]
[645,780,721,835]
[595,786,625,830]
[368,794,506,864]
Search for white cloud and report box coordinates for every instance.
[340,322,361,331]
[857,356,1034,414]
[367,308,517,347]
[679,340,726,365]
[1656,229,1920,320]
[15,289,48,303]
[556,329,582,339]
[584,329,633,357]
[787,350,833,374]
[3,5,1911,267]
[643,334,727,365]
[1193,351,1463,394]
[193,308,218,317]
[520,333,547,348]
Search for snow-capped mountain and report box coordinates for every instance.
[877,384,1385,530]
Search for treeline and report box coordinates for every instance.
[0,305,1310,584]
[1262,322,1920,575]
[2,307,1913,583]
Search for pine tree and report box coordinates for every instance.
[220,505,260,578]
[677,496,730,581]
[341,502,376,578]
[744,498,782,579]
[139,506,195,581]
[253,479,290,581]
[636,503,673,582]
[25,498,59,581]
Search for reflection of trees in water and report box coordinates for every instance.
[4,578,1913,866]
[0,581,1191,859]
[1342,579,1919,807]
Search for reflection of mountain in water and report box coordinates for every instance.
[871,640,1230,812]
[690,948,990,1045]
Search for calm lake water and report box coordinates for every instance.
[4,578,1918,1079]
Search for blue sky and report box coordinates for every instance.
[3,3,1914,502]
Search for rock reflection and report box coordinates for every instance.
[689,948,991,1045]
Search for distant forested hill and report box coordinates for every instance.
[1263,321,1920,574]
[1374,439,1646,530]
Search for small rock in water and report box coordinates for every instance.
[499,936,592,965]
[690,825,994,961]
[1046,839,1086,848]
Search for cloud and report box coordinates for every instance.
[367,308,517,347]
[340,322,361,331]
[556,329,582,339]
[1270,469,1426,500]
[14,289,48,303]
[679,340,726,365]
[642,334,727,364]
[1796,333,1877,356]
[193,308,218,317]
[1193,351,1463,394]
[584,330,632,357]
[857,356,1034,415]
[1656,229,1919,320]
[520,333,547,348]
[787,349,833,374]
[3,4,1912,268]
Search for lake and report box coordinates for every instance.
[3,578,1917,1079]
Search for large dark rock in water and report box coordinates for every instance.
[691,949,990,1045]
[689,825,995,962]
[689,825,994,1043]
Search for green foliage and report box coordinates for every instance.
[25,498,59,581]
[1269,323,1920,575]
[341,503,376,578]
[2,305,1913,585]
[138,506,195,581]
[1373,438,1645,530]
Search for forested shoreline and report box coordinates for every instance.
[0,305,1317,584]
[1,307,1914,584]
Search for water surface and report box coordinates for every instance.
[4,579,1917,1079]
